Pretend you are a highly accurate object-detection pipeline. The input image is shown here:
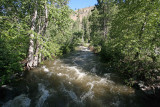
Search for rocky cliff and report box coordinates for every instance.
[71,6,94,22]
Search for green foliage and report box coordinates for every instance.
[89,0,117,46]
[82,17,90,42]
[89,0,160,84]
[0,17,29,85]
[45,4,77,56]
[0,0,77,86]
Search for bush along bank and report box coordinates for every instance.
[99,43,160,99]
[87,0,160,99]
[89,43,160,99]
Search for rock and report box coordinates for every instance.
[0,83,29,106]
[1,85,13,90]
[2,94,31,107]
[138,81,145,88]
[137,81,160,99]
[142,86,154,95]
[0,101,4,105]
[0,85,14,103]
[155,76,160,82]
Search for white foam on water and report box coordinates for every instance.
[88,78,113,87]
[77,72,86,80]
[2,94,31,107]
[67,66,86,80]
[78,46,90,52]
[42,66,49,72]
[80,90,94,102]
[104,73,111,79]
[61,83,82,103]
[99,78,107,84]
[47,72,54,77]
[99,78,115,85]
[57,73,69,78]
[55,66,61,71]
[80,78,115,102]
[36,83,49,107]
[90,66,97,73]
[60,65,65,68]
[82,47,90,52]
[57,73,62,76]
[80,82,94,101]
[41,66,54,77]
[87,82,94,90]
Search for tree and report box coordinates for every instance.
[26,0,72,70]
[88,0,160,83]
[82,16,90,42]
[0,0,75,85]
[104,0,160,81]
[89,0,117,45]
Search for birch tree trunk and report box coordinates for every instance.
[32,25,41,67]
[27,8,37,70]
[33,3,49,67]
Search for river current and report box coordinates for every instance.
[2,46,153,107]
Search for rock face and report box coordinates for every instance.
[70,6,94,22]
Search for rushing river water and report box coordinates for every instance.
[2,46,156,107]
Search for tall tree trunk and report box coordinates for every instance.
[43,3,49,35]
[82,31,84,43]
[103,18,107,39]
[33,43,40,67]
[27,7,37,70]
[103,4,108,40]
[33,24,41,67]
[33,3,49,66]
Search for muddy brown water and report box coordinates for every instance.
[2,46,158,107]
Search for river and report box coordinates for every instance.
[2,46,156,107]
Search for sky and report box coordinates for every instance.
[68,0,97,10]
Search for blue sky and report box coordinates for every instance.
[68,0,97,10]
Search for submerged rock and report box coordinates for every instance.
[0,85,14,105]
[2,94,31,107]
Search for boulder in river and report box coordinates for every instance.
[0,85,14,105]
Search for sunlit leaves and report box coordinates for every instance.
[0,0,74,85]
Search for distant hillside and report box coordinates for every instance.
[71,6,94,22]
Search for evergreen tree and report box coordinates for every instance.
[89,0,117,45]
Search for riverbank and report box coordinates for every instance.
[0,78,28,106]
[88,44,160,101]
[1,45,160,107]
[0,46,150,106]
